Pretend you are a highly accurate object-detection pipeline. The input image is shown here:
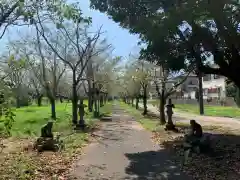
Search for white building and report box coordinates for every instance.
[173,73,198,99]
[202,74,226,99]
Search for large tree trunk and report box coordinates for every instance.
[235,87,240,107]
[88,93,93,112]
[93,84,99,117]
[72,73,78,124]
[72,88,78,124]
[159,92,166,124]
[50,98,56,120]
[88,85,93,112]
[100,95,104,107]
[97,94,100,114]
[142,86,147,115]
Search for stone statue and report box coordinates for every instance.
[35,120,63,152]
[166,98,175,124]
[41,121,53,138]
[78,99,87,128]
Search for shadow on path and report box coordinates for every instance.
[124,150,187,180]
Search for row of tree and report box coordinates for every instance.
[0,0,120,127]
[116,56,190,127]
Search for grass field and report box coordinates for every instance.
[151,100,240,118]
[0,101,113,137]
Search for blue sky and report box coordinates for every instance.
[0,0,140,59]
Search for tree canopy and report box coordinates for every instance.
[90,0,240,87]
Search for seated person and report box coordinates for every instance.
[184,119,203,146]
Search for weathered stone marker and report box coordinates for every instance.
[41,121,53,138]
[165,98,176,131]
[77,99,87,129]
[34,120,63,152]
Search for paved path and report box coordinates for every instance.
[70,103,189,180]
[139,103,240,130]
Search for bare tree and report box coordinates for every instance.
[34,8,111,124]
[8,32,67,118]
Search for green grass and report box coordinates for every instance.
[0,101,113,137]
[99,103,113,117]
[151,100,240,118]
[119,101,159,131]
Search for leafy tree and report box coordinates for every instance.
[226,81,237,99]
[235,87,240,107]
[226,80,240,107]
[2,55,29,107]
[90,0,240,88]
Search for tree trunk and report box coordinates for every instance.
[72,93,78,124]
[123,96,127,103]
[100,95,104,107]
[131,97,134,107]
[88,93,93,112]
[136,96,139,109]
[235,87,240,107]
[143,86,147,115]
[50,98,56,120]
[97,95,100,114]
[93,84,99,117]
[72,77,78,124]
[37,95,43,106]
[16,96,21,108]
[104,94,106,104]
[88,86,93,112]
[159,93,166,124]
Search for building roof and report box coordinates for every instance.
[179,72,197,77]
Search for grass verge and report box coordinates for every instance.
[119,101,160,131]
[0,101,113,180]
[151,100,240,118]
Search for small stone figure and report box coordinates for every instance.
[34,120,62,152]
[41,121,53,138]
[166,98,175,123]
[165,98,176,131]
[78,99,87,128]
